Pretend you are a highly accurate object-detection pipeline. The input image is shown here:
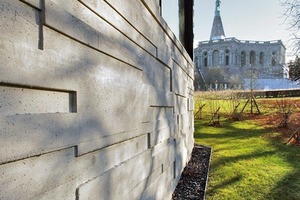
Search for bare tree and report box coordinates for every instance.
[288,56,300,81]
[281,0,300,55]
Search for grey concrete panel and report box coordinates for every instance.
[31,181,76,200]
[42,27,150,132]
[154,117,175,131]
[0,85,75,115]
[173,62,189,97]
[105,0,174,65]
[141,162,175,200]
[141,0,160,19]
[0,70,150,162]
[175,95,188,114]
[106,0,155,41]
[152,126,175,147]
[77,150,155,200]
[44,0,155,71]
[44,0,99,50]
[123,143,177,199]
[122,162,163,200]
[188,63,195,80]
[151,138,175,157]
[76,139,154,186]
[78,0,157,57]
[0,0,39,47]
[0,107,151,163]
[77,134,149,176]
[142,62,172,94]
[76,129,143,156]
[46,1,171,93]
[149,91,174,107]
[0,148,77,199]
[175,137,190,168]
[0,134,150,199]
[0,114,79,164]
[188,97,194,111]
[0,39,48,85]
[151,106,174,120]
[155,143,176,168]
[181,113,192,130]
[19,0,41,9]
[78,142,177,200]
[172,52,190,74]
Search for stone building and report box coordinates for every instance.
[194,0,286,90]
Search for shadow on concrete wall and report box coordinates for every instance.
[0,0,193,198]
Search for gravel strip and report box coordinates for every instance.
[172,145,212,200]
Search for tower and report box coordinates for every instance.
[210,0,225,40]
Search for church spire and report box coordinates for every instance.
[215,0,221,16]
[210,0,225,40]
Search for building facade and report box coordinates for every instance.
[194,0,286,90]
[0,0,194,199]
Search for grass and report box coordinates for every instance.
[194,91,300,200]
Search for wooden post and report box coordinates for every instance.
[287,128,300,145]
[194,104,206,119]
[230,103,241,120]
[240,95,261,115]
[208,107,221,126]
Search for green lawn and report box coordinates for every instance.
[194,93,300,200]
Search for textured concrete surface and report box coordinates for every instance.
[0,0,194,199]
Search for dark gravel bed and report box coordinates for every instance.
[172,145,212,200]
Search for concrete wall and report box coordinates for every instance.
[0,0,194,199]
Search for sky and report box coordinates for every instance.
[162,0,295,61]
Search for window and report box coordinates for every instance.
[250,51,256,66]
[272,52,276,66]
[212,50,220,66]
[241,51,246,67]
[259,52,264,66]
[203,52,208,67]
[225,49,230,65]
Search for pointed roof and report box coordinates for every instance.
[210,0,225,40]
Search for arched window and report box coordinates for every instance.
[272,52,277,66]
[212,50,220,66]
[250,51,256,66]
[259,52,264,66]
[225,49,230,66]
[203,52,208,67]
[241,51,246,67]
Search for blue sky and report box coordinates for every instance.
[162,0,295,61]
